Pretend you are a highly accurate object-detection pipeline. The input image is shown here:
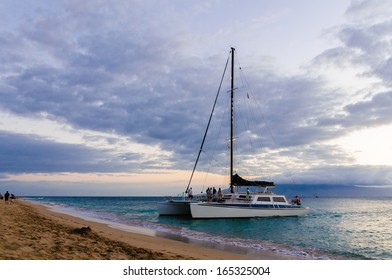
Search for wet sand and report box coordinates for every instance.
[0,199,304,260]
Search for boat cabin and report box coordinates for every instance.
[221,192,290,205]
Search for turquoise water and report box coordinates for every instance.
[26,196,392,259]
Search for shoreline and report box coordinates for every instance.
[1,199,307,260]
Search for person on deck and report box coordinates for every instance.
[291,196,301,205]
[218,188,223,200]
[212,187,217,201]
[206,188,212,202]
[187,188,194,200]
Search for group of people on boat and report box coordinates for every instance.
[206,187,223,202]
[187,187,224,202]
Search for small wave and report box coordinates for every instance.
[43,202,337,260]
[125,220,333,260]
[24,197,44,201]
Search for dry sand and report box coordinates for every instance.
[0,199,303,260]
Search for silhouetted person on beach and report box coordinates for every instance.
[4,191,10,204]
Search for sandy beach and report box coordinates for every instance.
[0,199,304,260]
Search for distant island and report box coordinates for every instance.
[275,184,392,198]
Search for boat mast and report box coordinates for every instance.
[184,53,230,194]
[230,47,235,193]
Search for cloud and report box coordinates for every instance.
[0,130,133,173]
[1,0,392,191]
[0,1,227,157]
[344,90,392,127]
[287,165,392,185]
[345,0,392,22]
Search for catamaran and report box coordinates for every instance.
[158,48,310,218]
[190,174,310,218]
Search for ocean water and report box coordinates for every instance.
[25,196,392,260]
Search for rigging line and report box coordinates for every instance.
[245,87,271,177]
[185,51,231,193]
[238,66,275,180]
[234,59,272,180]
[202,95,230,190]
[238,65,296,184]
[235,63,271,178]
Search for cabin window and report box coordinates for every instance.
[272,197,286,203]
[257,197,271,202]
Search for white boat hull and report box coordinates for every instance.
[157,200,191,216]
[190,202,310,218]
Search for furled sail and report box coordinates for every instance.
[232,173,275,187]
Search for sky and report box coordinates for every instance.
[1,0,392,196]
